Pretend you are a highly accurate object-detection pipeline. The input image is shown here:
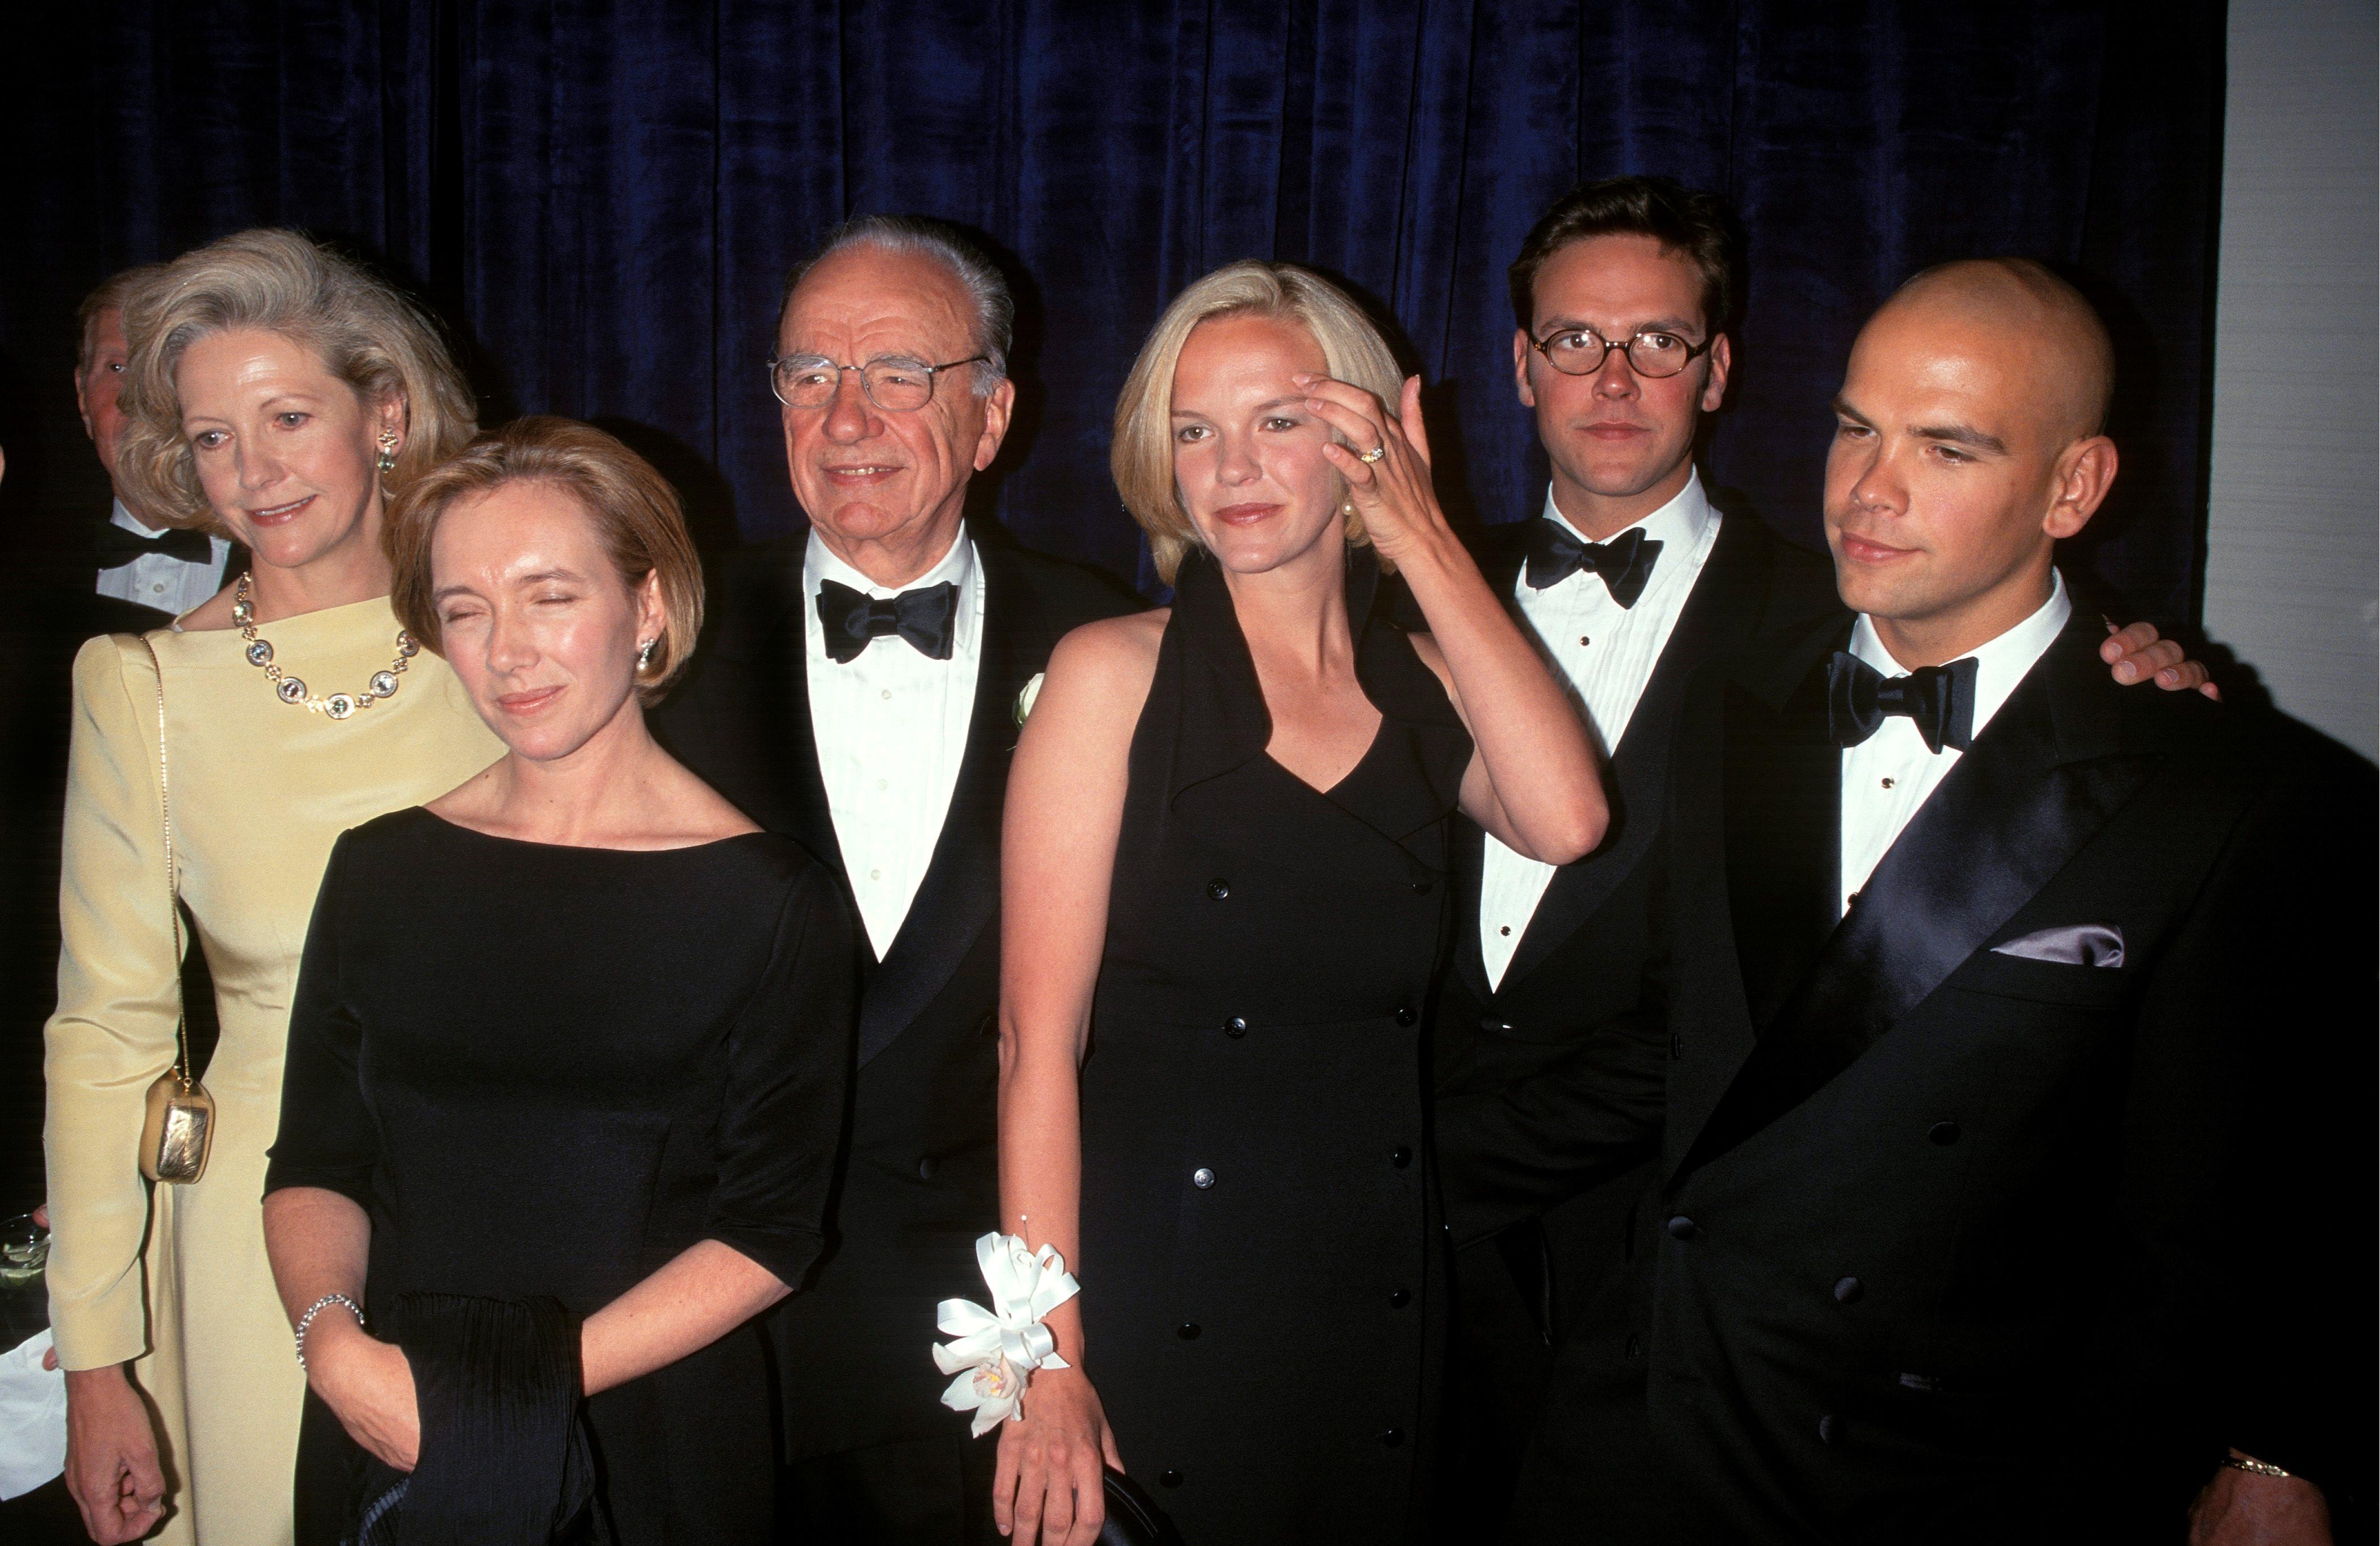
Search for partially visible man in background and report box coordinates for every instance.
[73,265,235,626]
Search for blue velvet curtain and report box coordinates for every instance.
[3,0,2222,605]
[0,2,2224,1212]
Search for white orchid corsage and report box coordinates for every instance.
[933,1231,1081,1436]
[1013,671,1046,731]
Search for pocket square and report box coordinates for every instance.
[1990,922,2124,968]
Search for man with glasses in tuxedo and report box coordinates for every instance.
[654,216,1134,1545]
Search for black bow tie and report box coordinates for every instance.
[1523,520,1662,607]
[1826,650,1980,755]
[97,522,213,570]
[817,578,959,665]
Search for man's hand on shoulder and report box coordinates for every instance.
[2102,618,2220,698]
[2188,1455,2332,1545]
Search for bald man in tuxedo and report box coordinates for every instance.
[1535,260,2372,1543]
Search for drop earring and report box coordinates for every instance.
[637,638,657,671]
[376,432,399,474]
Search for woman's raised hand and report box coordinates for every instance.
[305,1316,421,1473]
[1295,372,1452,569]
[994,1364,1122,1546]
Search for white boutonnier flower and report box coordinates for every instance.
[932,1231,1081,1436]
[1013,672,1045,731]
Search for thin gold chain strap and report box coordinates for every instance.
[137,637,193,1091]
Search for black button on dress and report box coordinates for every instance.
[1079,551,1470,1543]
[267,809,853,1542]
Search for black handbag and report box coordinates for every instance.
[1099,1470,1186,1546]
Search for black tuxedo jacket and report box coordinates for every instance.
[650,523,1138,1459]
[1431,509,1836,1290]
[1605,610,2375,1542]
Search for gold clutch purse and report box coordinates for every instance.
[134,636,213,1185]
[140,1067,214,1183]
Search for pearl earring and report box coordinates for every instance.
[637,638,656,670]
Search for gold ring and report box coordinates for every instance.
[1358,444,1388,464]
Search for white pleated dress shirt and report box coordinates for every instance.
[94,499,232,618]
[803,526,984,959]
[1837,570,2071,916]
[1478,471,1722,988]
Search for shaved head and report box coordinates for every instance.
[1880,258,2115,445]
[1823,257,2122,666]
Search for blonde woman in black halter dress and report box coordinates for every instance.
[991,262,1608,1545]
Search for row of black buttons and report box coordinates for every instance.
[1186,1147,1413,1193]
[1480,1013,1685,1063]
[1207,876,1437,900]
[1220,1006,1417,1035]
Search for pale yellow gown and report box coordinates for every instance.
[43,597,502,1545]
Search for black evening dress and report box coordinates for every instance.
[1078,551,1471,1544]
[267,808,855,1543]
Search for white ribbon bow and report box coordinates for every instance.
[933,1231,1081,1436]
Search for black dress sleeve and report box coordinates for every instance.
[701,860,856,1288]
[265,831,378,1209]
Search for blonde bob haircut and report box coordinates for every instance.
[1112,260,1406,584]
[386,417,705,706]
[115,228,477,532]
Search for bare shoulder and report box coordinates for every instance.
[1053,608,1167,673]
[1020,608,1169,759]
[1043,610,1167,713]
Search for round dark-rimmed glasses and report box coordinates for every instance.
[1527,325,1714,380]
[768,352,988,412]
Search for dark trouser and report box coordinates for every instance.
[781,1430,999,1546]
[1438,1228,1555,1542]
[1499,1359,1671,1545]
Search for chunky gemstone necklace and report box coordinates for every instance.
[233,572,419,720]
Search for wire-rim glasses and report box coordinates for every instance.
[1527,326,1714,380]
[768,352,988,412]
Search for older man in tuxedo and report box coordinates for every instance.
[1427,181,2208,1532]
[1573,259,2372,1543]
[74,266,236,625]
[653,216,1134,1544]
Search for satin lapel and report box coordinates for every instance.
[853,536,1018,1068]
[737,543,844,883]
[1499,512,1770,992]
[1681,617,2153,1173]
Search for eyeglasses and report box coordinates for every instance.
[767,352,988,412]
[1527,325,1714,380]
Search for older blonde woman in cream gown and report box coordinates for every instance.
[43,229,500,1545]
